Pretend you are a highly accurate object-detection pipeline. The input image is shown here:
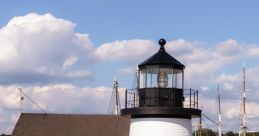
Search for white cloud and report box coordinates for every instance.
[214,39,242,56]
[245,43,259,57]
[94,39,156,63]
[118,67,135,75]
[0,84,126,133]
[62,56,78,70]
[0,13,93,84]
[223,82,234,91]
[200,86,209,91]
[166,39,201,57]
[166,39,259,89]
[217,73,239,83]
[65,70,92,78]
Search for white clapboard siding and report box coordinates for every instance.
[130,118,192,136]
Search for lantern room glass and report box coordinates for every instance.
[139,66,183,89]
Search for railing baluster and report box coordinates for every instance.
[189,88,191,108]
[193,90,196,108]
[133,92,136,108]
[125,89,127,108]
[198,90,199,109]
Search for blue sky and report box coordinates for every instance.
[2,0,259,45]
[1,0,259,133]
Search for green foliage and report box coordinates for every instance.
[193,128,216,136]
[246,132,259,136]
[225,131,237,136]
[193,128,259,136]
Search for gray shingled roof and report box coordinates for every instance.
[12,113,130,136]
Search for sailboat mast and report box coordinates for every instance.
[114,76,120,115]
[240,65,247,136]
[243,66,246,118]
[217,83,222,136]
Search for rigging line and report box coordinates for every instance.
[202,117,213,130]
[107,88,115,114]
[21,91,47,114]
[131,72,137,90]
[128,72,137,104]
[201,117,213,136]
[131,70,138,92]
[202,114,218,125]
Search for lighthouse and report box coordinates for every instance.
[121,39,201,136]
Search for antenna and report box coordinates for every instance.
[217,83,222,136]
[18,84,24,113]
[17,84,47,114]
[19,87,47,114]
[22,91,47,114]
[239,64,247,136]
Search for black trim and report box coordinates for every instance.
[121,107,201,119]
[131,114,191,119]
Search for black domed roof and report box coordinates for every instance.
[138,39,185,69]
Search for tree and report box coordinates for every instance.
[193,128,216,136]
[225,131,237,136]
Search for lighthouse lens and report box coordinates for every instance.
[157,71,168,88]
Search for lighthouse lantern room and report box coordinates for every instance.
[121,39,201,136]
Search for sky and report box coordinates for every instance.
[1,0,259,134]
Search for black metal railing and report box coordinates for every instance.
[124,88,199,109]
[183,88,199,109]
[125,89,137,108]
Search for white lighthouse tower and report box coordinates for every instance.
[121,39,201,136]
